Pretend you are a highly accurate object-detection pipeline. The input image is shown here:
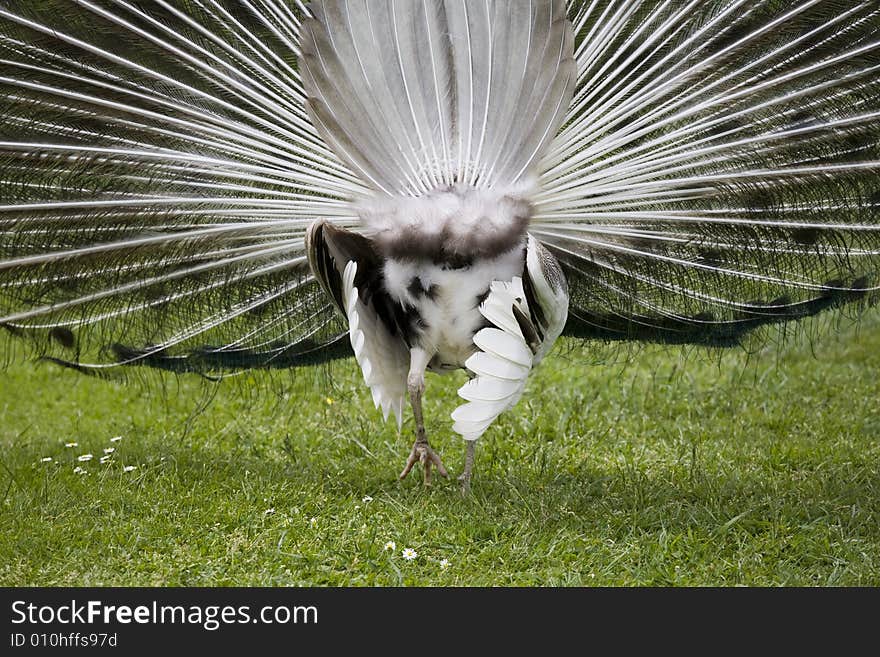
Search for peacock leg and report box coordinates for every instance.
[399,348,448,486]
[458,440,476,494]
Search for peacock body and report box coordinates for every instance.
[0,0,878,488]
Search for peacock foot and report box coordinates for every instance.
[398,439,448,486]
[458,472,471,495]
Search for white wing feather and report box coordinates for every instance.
[342,261,408,428]
[526,235,569,363]
[452,237,569,441]
[452,277,533,441]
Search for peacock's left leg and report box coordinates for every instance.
[399,348,448,486]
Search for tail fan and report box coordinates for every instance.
[0,1,362,374]
[531,1,880,347]
[300,0,576,194]
[0,1,878,375]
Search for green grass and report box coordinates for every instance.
[1,316,879,586]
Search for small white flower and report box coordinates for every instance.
[402,548,417,561]
[40,457,53,463]
[103,447,115,454]
[361,495,373,504]
[309,517,318,527]
[122,465,137,473]
[77,454,93,462]
[264,508,275,515]
[73,466,87,475]
[64,442,78,448]
[110,436,123,442]
[383,541,396,552]
[99,455,112,464]
[439,558,450,570]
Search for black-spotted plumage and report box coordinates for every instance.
[0,1,878,488]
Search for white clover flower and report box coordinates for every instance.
[77,454,93,462]
[110,436,123,442]
[439,558,450,570]
[103,447,115,454]
[383,541,396,552]
[73,466,87,475]
[361,495,373,504]
[402,548,417,561]
[122,465,137,473]
[64,442,78,448]
[40,457,53,463]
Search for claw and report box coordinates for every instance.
[399,441,448,486]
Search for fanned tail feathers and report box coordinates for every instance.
[0,0,360,374]
[300,0,575,192]
[0,0,878,384]
[534,0,880,348]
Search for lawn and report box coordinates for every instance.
[1,314,878,586]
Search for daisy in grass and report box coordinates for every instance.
[402,548,417,561]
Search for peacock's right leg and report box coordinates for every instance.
[458,440,476,494]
